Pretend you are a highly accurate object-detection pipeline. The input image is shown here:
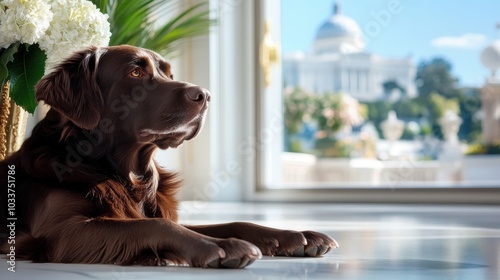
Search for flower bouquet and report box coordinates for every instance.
[0,0,111,113]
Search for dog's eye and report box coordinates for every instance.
[130,69,142,77]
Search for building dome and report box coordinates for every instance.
[313,2,364,54]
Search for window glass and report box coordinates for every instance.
[277,0,500,188]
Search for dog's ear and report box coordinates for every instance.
[36,47,105,130]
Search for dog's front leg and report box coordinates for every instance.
[29,216,260,268]
[185,222,338,257]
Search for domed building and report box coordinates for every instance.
[313,3,365,54]
[283,2,416,101]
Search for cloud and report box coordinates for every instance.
[431,33,487,49]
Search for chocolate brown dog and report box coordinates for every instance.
[0,45,337,268]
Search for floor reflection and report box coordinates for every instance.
[1,203,499,280]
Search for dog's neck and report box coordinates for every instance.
[105,141,161,204]
[22,110,162,188]
[108,141,159,183]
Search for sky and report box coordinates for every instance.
[281,0,500,87]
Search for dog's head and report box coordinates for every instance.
[36,45,210,149]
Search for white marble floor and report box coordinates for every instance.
[1,202,499,280]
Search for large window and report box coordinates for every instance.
[258,0,500,190]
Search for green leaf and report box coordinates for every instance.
[8,44,46,114]
[91,0,214,57]
[0,42,20,92]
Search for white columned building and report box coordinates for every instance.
[283,1,416,101]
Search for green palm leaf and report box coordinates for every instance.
[91,0,215,56]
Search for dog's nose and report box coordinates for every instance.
[186,86,211,103]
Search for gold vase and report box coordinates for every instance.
[0,81,29,160]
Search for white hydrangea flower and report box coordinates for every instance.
[39,0,111,73]
[0,0,53,49]
[0,3,7,48]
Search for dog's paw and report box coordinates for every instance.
[300,231,339,257]
[186,238,261,268]
[257,230,338,257]
[207,238,262,268]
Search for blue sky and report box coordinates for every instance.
[282,0,500,87]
